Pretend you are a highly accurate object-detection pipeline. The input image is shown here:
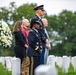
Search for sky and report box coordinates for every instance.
[0,0,76,15]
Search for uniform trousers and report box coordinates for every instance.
[29,56,40,75]
[44,48,49,64]
[40,48,45,64]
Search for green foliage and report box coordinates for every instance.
[0,2,76,56]
[0,47,15,56]
[11,3,36,23]
[0,7,9,22]
[56,62,76,75]
[47,10,76,56]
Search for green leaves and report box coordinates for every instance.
[47,10,76,56]
[0,2,76,56]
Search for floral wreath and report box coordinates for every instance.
[0,21,12,48]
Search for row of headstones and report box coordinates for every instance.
[0,56,57,75]
[47,55,76,73]
[0,56,21,75]
[0,55,76,75]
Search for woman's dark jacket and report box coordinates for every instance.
[14,31,26,57]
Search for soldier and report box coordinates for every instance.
[27,18,42,75]
[30,5,48,64]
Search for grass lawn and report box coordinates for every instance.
[0,62,76,75]
[56,62,76,75]
[0,63,11,75]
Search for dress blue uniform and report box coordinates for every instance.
[30,5,48,64]
[27,18,42,75]
[27,29,42,56]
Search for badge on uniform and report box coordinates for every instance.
[35,46,39,50]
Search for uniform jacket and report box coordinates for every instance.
[27,28,42,56]
[31,15,47,48]
[14,31,26,56]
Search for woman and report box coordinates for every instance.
[12,21,28,64]
[12,21,30,75]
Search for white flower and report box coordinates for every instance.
[0,21,12,48]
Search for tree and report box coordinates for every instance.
[48,10,76,56]
[11,3,36,22]
[0,1,76,56]
[0,2,37,56]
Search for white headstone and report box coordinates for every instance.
[47,55,55,68]
[12,57,21,75]
[56,56,62,68]
[35,65,57,75]
[62,56,70,73]
[0,57,5,66]
[71,56,76,71]
[5,56,12,71]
